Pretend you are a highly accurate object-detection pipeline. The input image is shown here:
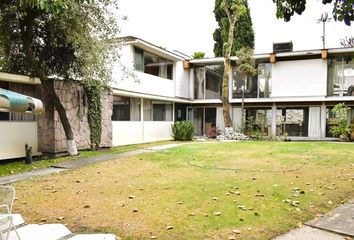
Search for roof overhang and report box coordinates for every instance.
[0,72,41,85]
[119,37,185,62]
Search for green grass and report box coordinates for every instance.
[12,141,354,240]
[0,140,173,177]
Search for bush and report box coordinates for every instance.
[172,121,194,141]
[329,103,351,141]
[206,126,221,139]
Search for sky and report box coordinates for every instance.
[118,0,354,57]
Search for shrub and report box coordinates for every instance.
[329,103,351,141]
[206,126,221,139]
[172,121,194,141]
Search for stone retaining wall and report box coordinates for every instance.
[37,80,113,155]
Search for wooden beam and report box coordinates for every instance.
[270,53,276,63]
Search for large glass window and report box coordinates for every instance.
[326,106,354,137]
[232,63,272,99]
[194,65,223,99]
[327,58,354,96]
[276,108,309,137]
[134,47,173,80]
[112,96,141,121]
[143,100,173,121]
[245,108,272,136]
[187,107,216,136]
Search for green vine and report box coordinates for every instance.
[83,80,103,150]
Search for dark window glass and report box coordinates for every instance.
[134,48,173,80]
[112,96,130,121]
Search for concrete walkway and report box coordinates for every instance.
[0,143,184,185]
[275,200,354,240]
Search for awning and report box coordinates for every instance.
[0,88,44,114]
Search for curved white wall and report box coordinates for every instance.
[0,122,39,160]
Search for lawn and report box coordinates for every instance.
[0,140,173,177]
[12,141,354,240]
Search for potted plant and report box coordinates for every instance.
[329,103,351,141]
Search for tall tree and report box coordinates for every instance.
[0,0,120,155]
[273,0,354,26]
[213,0,254,57]
[219,0,247,128]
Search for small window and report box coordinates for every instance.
[134,48,144,72]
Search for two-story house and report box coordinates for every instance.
[1,36,353,160]
[112,36,354,144]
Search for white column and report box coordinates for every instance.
[172,102,175,122]
[320,103,327,139]
[141,98,144,142]
[271,104,277,136]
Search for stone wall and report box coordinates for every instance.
[37,80,113,155]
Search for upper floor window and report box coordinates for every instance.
[327,58,354,97]
[194,65,223,100]
[232,63,272,99]
[134,47,173,80]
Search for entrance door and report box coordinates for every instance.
[187,107,216,136]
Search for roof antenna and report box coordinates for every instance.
[317,12,332,49]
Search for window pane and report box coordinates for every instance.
[328,58,354,96]
[232,67,258,98]
[134,48,144,72]
[144,100,172,121]
[194,67,205,99]
[258,63,272,98]
[112,96,140,121]
[144,52,173,80]
[276,108,309,137]
[245,109,272,136]
[205,65,223,99]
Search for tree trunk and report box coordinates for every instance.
[222,58,233,128]
[221,8,239,128]
[241,81,245,129]
[22,11,78,155]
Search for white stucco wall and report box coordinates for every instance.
[0,122,39,160]
[112,121,173,146]
[175,61,190,98]
[111,45,176,98]
[272,59,327,97]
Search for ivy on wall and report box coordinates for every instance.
[83,80,103,150]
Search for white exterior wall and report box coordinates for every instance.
[112,45,176,98]
[175,61,190,98]
[0,122,39,160]
[112,121,144,146]
[112,121,173,146]
[272,59,327,97]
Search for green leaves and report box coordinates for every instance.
[172,121,194,141]
[329,103,351,141]
[236,47,257,79]
[83,80,103,149]
[273,0,354,25]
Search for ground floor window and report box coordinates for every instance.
[144,100,173,121]
[245,108,272,136]
[112,96,141,121]
[276,108,309,137]
[326,106,354,138]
